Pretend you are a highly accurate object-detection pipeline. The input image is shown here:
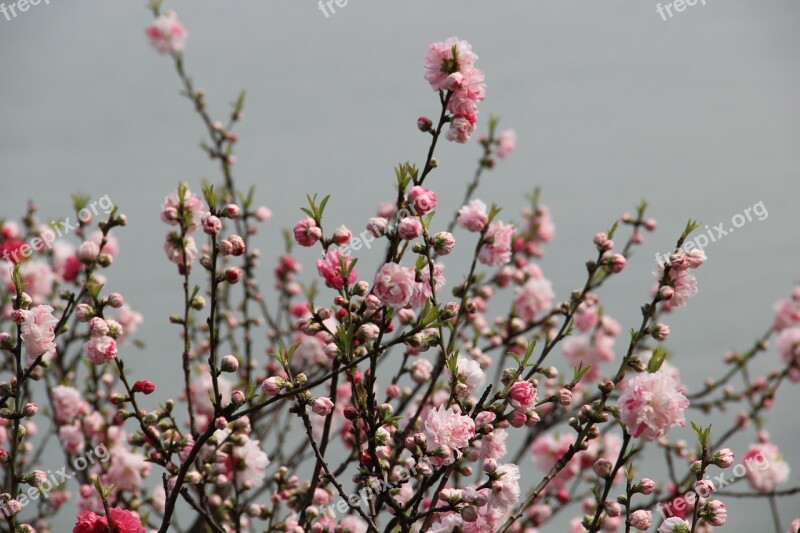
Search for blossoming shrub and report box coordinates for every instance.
[0,3,798,532]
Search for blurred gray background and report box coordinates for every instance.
[1,0,799,530]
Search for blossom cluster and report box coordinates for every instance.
[0,6,797,533]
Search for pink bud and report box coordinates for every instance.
[312,397,334,416]
[203,215,222,235]
[333,225,352,245]
[224,204,241,218]
[225,267,242,284]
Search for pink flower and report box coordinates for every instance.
[333,225,352,245]
[446,356,485,395]
[630,510,652,531]
[508,380,537,412]
[411,358,433,383]
[293,217,322,247]
[531,433,579,491]
[424,37,478,92]
[410,263,446,308]
[774,297,800,331]
[398,218,423,240]
[407,186,438,215]
[146,12,188,55]
[618,370,689,441]
[161,187,204,230]
[514,275,554,324]
[261,376,285,396]
[230,437,270,490]
[788,518,800,533]
[432,231,455,255]
[163,232,197,274]
[495,130,516,159]
[59,423,86,454]
[742,442,790,493]
[657,267,698,308]
[423,404,475,466]
[776,326,800,382]
[702,500,726,526]
[52,385,88,424]
[106,447,150,493]
[312,397,334,416]
[88,230,119,259]
[448,67,485,116]
[457,199,489,232]
[488,464,520,511]
[20,304,58,361]
[658,517,690,533]
[373,263,416,308]
[479,222,515,266]
[446,113,477,144]
[109,508,146,533]
[72,511,107,533]
[83,335,118,365]
[316,249,357,290]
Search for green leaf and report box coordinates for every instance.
[647,347,668,373]
[573,363,592,383]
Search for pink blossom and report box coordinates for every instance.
[479,222,515,266]
[457,199,489,232]
[163,232,197,273]
[312,397,335,416]
[161,188,203,230]
[230,437,270,490]
[109,508,146,533]
[514,276,554,324]
[398,218,423,240]
[52,385,88,424]
[658,517,690,533]
[72,511,107,533]
[446,113,478,144]
[432,231,455,255]
[531,433,579,490]
[373,263,416,308]
[774,297,800,331]
[316,249,357,290]
[410,263,446,309]
[83,335,118,365]
[59,423,86,455]
[742,442,790,493]
[146,12,188,55]
[657,267,698,308]
[20,304,58,361]
[448,67,485,116]
[423,37,478,92]
[508,380,537,412]
[776,326,800,381]
[407,186,438,215]
[618,370,689,441]
[447,356,485,396]
[488,463,520,511]
[333,225,352,245]
[630,510,652,531]
[423,404,475,466]
[495,130,516,159]
[293,217,322,247]
[105,447,150,493]
[411,358,433,383]
[88,230,119,259]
